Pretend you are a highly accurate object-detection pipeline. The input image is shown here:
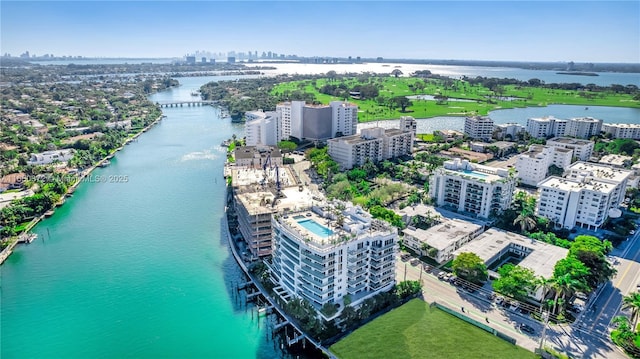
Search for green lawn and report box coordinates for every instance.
[329,299,538,359]
[271,77,639,122]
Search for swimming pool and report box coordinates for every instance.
[463,170,489,179]
[297,219,334,238]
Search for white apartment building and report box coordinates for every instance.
[402,218,484,264]
[399,116,417,138]
[515,145,573,186]
[430,158,517,219]
[464,116,494,141]
[564,117,603,139]
[276,101,358,142]
[602,123,640,140]
[546,137,594,161]
[270,203,397,317]
[276,100,304,141]
[537,162,632,230]
[27,149,75,165]
[330,101,358,137]
[526,116,567,139]
[327,127,413,170]
[493,123,525,141]
[245,110,279,146]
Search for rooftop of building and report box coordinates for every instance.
[527,116,566,123]
[495,123,525,128]
[568,161,632,183]
[599,154,633,167]
[603,123,640,128]
[569,117,602,123]
[519,145,572,159]
[439,158,510,183]
[453,228,569,279]
[465,115,493,122]
[235,185,314,216]
[538,176,616,194]
[471,141,517,150]
[275,202,395,251]
[547,137,593,146]
[440,148,493,163]
[402,218,483,250]
[329,127,410,145]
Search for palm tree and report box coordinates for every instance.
[513,212,537,233]
[622,292,640,332]
[551,274,580,315]
[537,277,554,315]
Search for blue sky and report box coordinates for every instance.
[1,1,638,62]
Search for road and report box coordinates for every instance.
[397,254,629,359]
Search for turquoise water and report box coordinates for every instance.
[462,170,489,179]
[0,77,286,358]
[297,219,334,238]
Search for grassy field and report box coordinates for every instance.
[329,299,538,359]
[271,77,639,122]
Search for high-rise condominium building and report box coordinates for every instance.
[269,202,397,318]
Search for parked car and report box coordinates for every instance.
[520,323,535,334]
[495,296,504,306]
[575,292,588,300]
[410,258,420,266]
[509,302,519,312]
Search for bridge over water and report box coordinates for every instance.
[156,100,217,108]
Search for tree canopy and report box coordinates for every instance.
[452,252,488,284]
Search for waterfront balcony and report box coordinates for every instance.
[300,265,326,279]
[301,257,325,272]
[347,282,368,294]
[348,247,368,256]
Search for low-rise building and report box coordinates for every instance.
[598,154,632,168]
[453,228,569,300]
[233,146,283,169]
[402,218,484,263]
[470,141,517,158]
[430,158,516,219]
[515,145,573,187]
[270,202,397,318]
[546,137,594,161]
[27,149,75,165]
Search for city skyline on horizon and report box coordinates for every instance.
[1,1,638,63]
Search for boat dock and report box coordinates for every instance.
[17,233,37,244]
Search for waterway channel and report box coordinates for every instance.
[0,76,288,358]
